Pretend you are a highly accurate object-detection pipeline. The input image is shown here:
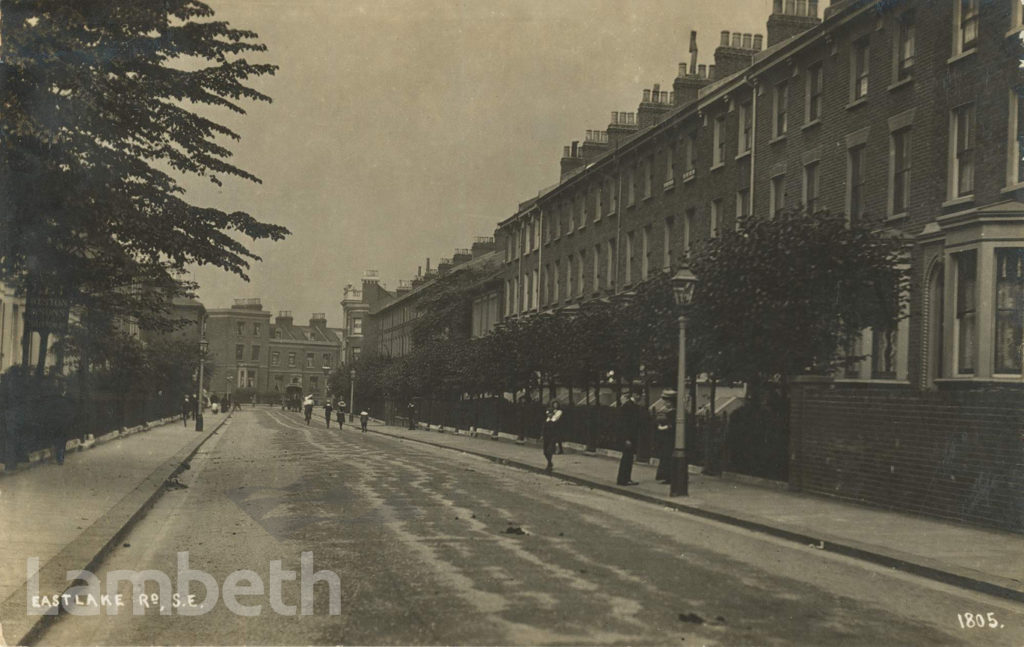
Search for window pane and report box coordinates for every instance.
[995,248,1024,373]
[872,328,897,378]
[956,250,977,373]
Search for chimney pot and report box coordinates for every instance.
[678,62,687,76]
[731,33,742,48]
[698,64,707,78]
[742,33,753,49]
[753,34,764,50]
[571,141,578,156]
[643,89,651,102]
[720,30,730,46]
[563,145,570,157]
[773,0,782,13]
[708,64,716,79]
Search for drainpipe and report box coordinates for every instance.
[744,75,757,217]
[537,206,544,310]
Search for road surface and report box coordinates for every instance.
[36,408,1024,645]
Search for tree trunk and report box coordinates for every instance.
[21,325,32,369]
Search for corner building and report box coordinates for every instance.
[497,0,1024,531]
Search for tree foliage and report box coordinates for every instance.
[689,208,908,387]
[1,0,288,326]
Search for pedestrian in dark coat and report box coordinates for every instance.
[359,410,369,432]
[616,393,643,485]
[407,401,416,430]
[652,390,678,483]
[542,401,563,472]
[51,382,76,466]
[181,396,191,426]
[336,400,346,427]
[324,400,333,428]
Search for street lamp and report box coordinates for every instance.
[349,368,356,422]
[322,365,331,404]
[669,266,698,497]
[196,337,209,432]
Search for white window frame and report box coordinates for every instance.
[1007,90,1024,189]
[890,127,912,217]
[665,146,675,187]
[625,231,634,284]
[593,245,601,293]
[953,0,979,57]
[642,157,653,199]
[805,63,823,123]
[851,36,869,102]
[738,100,753,154]
[606,239,616,289]
[641,225,650,280]
[577,251,586,296]
[663,216,674,269]
[949,103,975,200]
[770,174,786,218]
[893,11,915,83]
[683,209,694,255]
[773,81,788,139]
[847,145,866,223]
[803,162,819,214]
[713,114,726,167]
[594,185,603,221]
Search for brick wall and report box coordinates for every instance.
[790,381,1024,532]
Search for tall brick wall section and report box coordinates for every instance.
[790,382,1024,533]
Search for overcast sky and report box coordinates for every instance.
[189,0,770,325]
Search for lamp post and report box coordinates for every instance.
[196,338,209,432]
[669,266,698,497]
[225,375,233,406]
[322,365,331,404]
[349,368,356,422]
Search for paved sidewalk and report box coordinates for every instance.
[0,412,229,646]
[351,418,1024,603]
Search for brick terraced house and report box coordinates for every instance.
[496,0,1024,531]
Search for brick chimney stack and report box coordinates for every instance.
[606,111,638,147]
[714,30,763,80]
[767,0,820,47]
[637,82,673,129]
[560,141,585,180]
[471,236,496,257]
[674,31,713,107]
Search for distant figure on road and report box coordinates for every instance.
[324,400,333,428]
[616,393,643,486]
[652,390,677,484]
[181,396,191,426]
[303,394,314,425]
[407,400,416,430]
[251,393,256,407]
[359,410,369,432]
[336,400,346,427]
[542,401,563,472]
[232,397,242,412]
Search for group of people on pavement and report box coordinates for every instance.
[539,389,678,487]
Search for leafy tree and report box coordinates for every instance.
[1,1,289,350]
[690,208,907,393]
